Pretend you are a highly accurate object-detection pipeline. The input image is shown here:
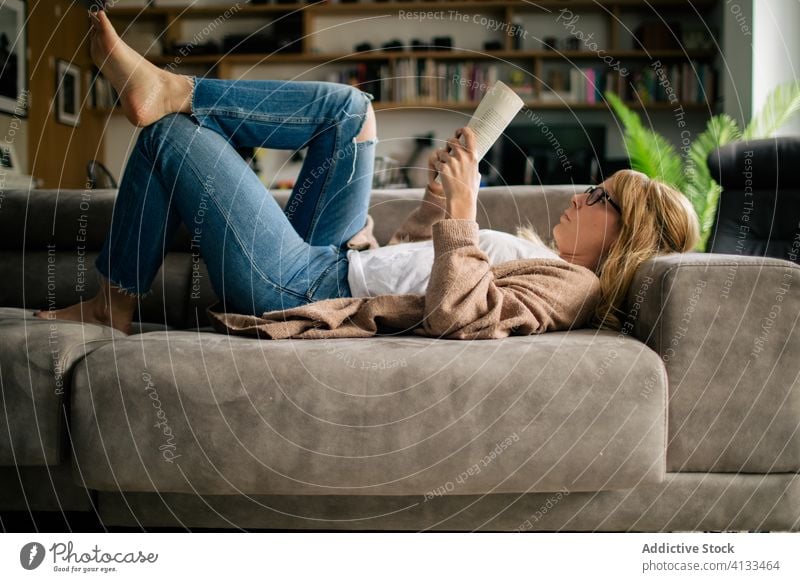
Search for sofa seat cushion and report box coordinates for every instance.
[72,329,667,496]
[0,307,123,466]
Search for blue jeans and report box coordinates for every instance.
[95,78,377,315]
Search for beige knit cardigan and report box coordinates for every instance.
[206,188,601,340]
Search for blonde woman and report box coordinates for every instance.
[36,9,699,339]
[515,170,700,330]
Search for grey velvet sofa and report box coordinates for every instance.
[1,185,798,532]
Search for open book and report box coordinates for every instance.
[435,81,525,184]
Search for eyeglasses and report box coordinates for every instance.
[584,186,622,215]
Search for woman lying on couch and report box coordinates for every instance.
[36,8,699,339]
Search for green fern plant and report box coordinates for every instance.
[742,81,800,140]
[606,80,800,251]
[683,114,741,250]
[606,92,684,189]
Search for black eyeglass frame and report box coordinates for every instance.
[584,185,622,215]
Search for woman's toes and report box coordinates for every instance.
[87,9,175,127]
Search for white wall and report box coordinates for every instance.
[752,0,800,135]
[103,115,141,185]
[720,0,754,128]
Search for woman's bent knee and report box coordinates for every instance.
[356,101,376,143]
[139,113,198,157]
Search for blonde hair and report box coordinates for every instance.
[516,170,700,331]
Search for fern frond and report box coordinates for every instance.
[685,114,741,206]
[606,92,643,134]
[688,181,722,251]
[743,80,800,140]
[684,114,741,250]
[605,91,684,189]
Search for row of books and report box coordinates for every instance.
[325,59,504,103]
[545,62,716,105]
[636,62,717,105]
[324,59,716,106]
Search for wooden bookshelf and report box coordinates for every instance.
[108,0,721,111]
[145,48,717,66]
[112,0,717,18]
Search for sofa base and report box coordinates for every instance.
[0,464,95,512]
[96,473,798,532]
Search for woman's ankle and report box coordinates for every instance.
[95,276,138,326]
[171,74,194,115]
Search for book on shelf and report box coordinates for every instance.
[325,61,384,101]
[568,68,603,105]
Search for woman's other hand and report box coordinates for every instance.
[425,148,446,200]
[433,127,480,221]
[425,150,444,193]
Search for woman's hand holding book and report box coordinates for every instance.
[433,127,479,222]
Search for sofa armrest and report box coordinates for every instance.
[626,252,800,473]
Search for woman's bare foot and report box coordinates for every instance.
[33,275,137,335]
[89,8,192,127]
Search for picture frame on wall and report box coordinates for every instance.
[0,0,27,116]
[0,143,19,174]
[55,59,81,127]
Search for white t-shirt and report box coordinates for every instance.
[346,229,563,298]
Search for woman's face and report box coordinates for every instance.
[553,179,623,271]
